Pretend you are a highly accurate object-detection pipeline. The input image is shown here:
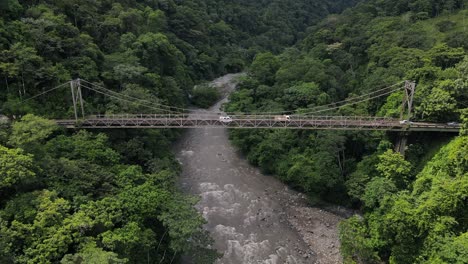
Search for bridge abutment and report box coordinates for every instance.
[394,132,409,156]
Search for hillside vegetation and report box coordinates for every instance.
[0,115,216,263]
[0,0,356,117]
[0,0,356,263]
[225,0,468,262]
[0,0,467,263]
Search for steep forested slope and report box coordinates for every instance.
[225,0,468,262]
[340,132,467,263]
[1,0,466,263]
[0,0,358,263]
[0,115,217,263]
[226,6,468,201]
[0,0,356,117]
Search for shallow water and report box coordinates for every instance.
[175,74,313,264]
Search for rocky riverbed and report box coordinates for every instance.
[176,74,347,264]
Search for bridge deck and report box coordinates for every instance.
[54,115,461,132]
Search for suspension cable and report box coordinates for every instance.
[18,78,407,118]
[80,80,195,113]
[300,86,405,115]
[21,82,71,102]
[80,84,183,114]
[250,81,406,115]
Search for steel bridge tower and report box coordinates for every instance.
[396,80,416,156]
[70,78,85,121]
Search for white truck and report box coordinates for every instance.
[399,120,413,125]
[219,116,232,123]
[274,115,291,121]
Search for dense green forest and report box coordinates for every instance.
[1,0,467,263]
[225,0,468,263]
[0,115,216,263]
[0,0,357,263]
[0,0,356,116]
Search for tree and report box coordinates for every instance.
[147,9,167,32]
[429,44,465,69]
[158,193,207,253]
[249,52,280,85]
[61,241,128,264]
[376,150,412,189]
[133,32,185,76]
[461,108,468,136]
[339,216,380,263]
[2,190,76,263]
[191,84,220,108]
[0,0,22,16]
[345,135,468,263]
[251,130,293,174]
[0,43,42,98]
[281,82,328,109]
[0,145,35,189]
[346,154,380,202]
[44,158,115,202]
[418,87,457,121]
[362,177,397,208]
[426,232,468,263]
[106,84,162,114]
[8,114,58,149]
[101,222,155,261]
[46,130,120,166]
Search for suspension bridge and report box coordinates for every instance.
[54,114,459,132]
[18,78,461,132]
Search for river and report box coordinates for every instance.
[175,74,345,264]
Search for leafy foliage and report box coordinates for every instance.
[0,145,35,189]
[222,2,468,263]
[8,114,58,149]
[341,135,468,263]
[0,0,355,118]
[0,116,213,263]
[1,0,467,263]
[191,84,220,108]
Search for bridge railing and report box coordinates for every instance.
[88,113,400,123]
[54,114,460,132]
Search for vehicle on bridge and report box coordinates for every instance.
[274,115,291,121]
[219,116,232,123]
[399,120,413,125]
[447,122,460,127]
